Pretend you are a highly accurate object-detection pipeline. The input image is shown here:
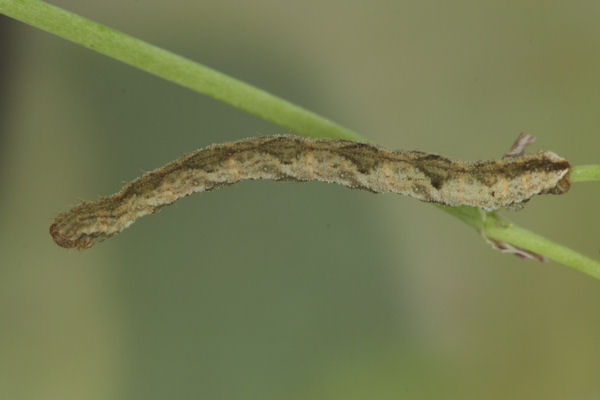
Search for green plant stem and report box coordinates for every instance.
[571,165,600,182]
[2,0,599,279]
[0,0,363,142]
[441,206,600,280]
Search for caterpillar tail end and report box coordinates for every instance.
[49,206,109,250]
[49,221,99,249]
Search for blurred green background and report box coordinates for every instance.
[1,0,599,398]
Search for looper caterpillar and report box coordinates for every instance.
[50,135,570,249]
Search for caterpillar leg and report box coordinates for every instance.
[503,132,536,158]
[479,209,547,261]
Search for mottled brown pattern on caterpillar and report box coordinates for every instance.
[50,135,571,249]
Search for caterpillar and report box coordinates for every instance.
[50,135,570,249]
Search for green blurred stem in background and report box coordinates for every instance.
[0,0,363,142]
[2,0,599,279]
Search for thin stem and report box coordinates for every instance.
[440,206,600,280]
[483,216,600,279]
[571,165,600,183]
[2,0,599,279]
[0,0,363,142]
